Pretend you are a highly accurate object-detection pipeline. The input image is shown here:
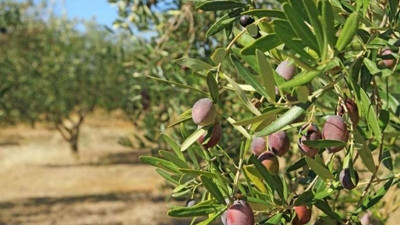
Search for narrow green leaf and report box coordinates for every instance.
[256,103,310,137]
[314,200,343,221]
[296,86,309,103]
[168,204,225,217]
[197,1,246,11]
[302,140,346,149]
[380,148,393,170]
[359,88,382,139]
[234,108,285,126]
[363,58,380,75]
[179,168,217,178]
[265,213,283,225]
[273,20,316,64]
[335,12,358,52]
[358,179,395,212]
[321,0,336,47]
[162,134,185,161]
[302,0,325,56]
[287,158,306,172]
[256,50,276,101]
[231,55,270,100]
[147,75,208,94]
[283,3,319,54]
[241,34,282,55]
[206,8,243,37]
[354,129,376,173]
[201,176,226,204]
[156,168,179,185]
[211,48,228,64]
[232,46,259,74]
[249,155,275,194]
[159,150,189,168]
[206,73,220,104]
[279,70,321,89]
[294,191,314,206]
[226,117,251,139]
[222,73,261,116]
[181,128,207,151]
[244,165,267,192]
[140,156,181,174]
[242,9,286,19]
[196,209,225,225]
[175,58,213,71]
[305,156,335,180]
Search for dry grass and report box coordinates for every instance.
[0,111,398,225]
[0,112,189,225]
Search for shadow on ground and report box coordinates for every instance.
[0,191,192,225]
[42,150,150,168]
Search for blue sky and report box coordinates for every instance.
[28,0,119,27]
[62,0,118,27]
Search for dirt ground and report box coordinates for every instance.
[0,112,191,225]
[0,112,398,225]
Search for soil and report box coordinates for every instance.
[0,112,398,225]
[0,112,191,225]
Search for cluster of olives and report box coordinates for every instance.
[191,98,222,149]
[188,56,367,224]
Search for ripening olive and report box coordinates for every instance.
[360,211,381,225]
[276,60,297,81]
[225,200,255,225]
[298,123,322,157]
[239,15,255,27]
[192,98,216,126]
[293,205,312,225]
[258,151,279,174]
[337,99,359,127]
[186,199,196,207]
[197,121,222,149]
[322,116,349,153]
[268,131,289,157]
[381,49,396,68]
[251,137,266,156]
[339,168,359,190]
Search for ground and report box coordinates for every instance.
[0,112,398,225]
[0,112,190,225]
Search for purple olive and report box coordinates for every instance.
[339,168,359,190]
[239,15,255,27]
[192,98,216,126]
[186,199,196,207]
[382,49,396,68]
[197,121,222,149]
[258,151,279,174]
[276,60,297,81]
[225,200,254,225]
[251,137,266,156]
[360,211,381,225]
[268,130,289,157]
[338,99,359,127]
[293,205,312,225]
[298,124,322,157]
[322,116,349,153]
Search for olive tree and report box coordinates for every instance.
[0,1,134,154]
[123,0,400,224]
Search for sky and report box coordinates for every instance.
[62,0,118,27]
[27,0,119,27]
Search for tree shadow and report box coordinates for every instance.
[0,191,193,225]
[42,151,150,168]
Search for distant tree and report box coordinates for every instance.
[0,1,134,154]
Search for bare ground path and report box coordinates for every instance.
[0,113,190,225]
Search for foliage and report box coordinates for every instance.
[133,0,400,224]
[0,0,134,153]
